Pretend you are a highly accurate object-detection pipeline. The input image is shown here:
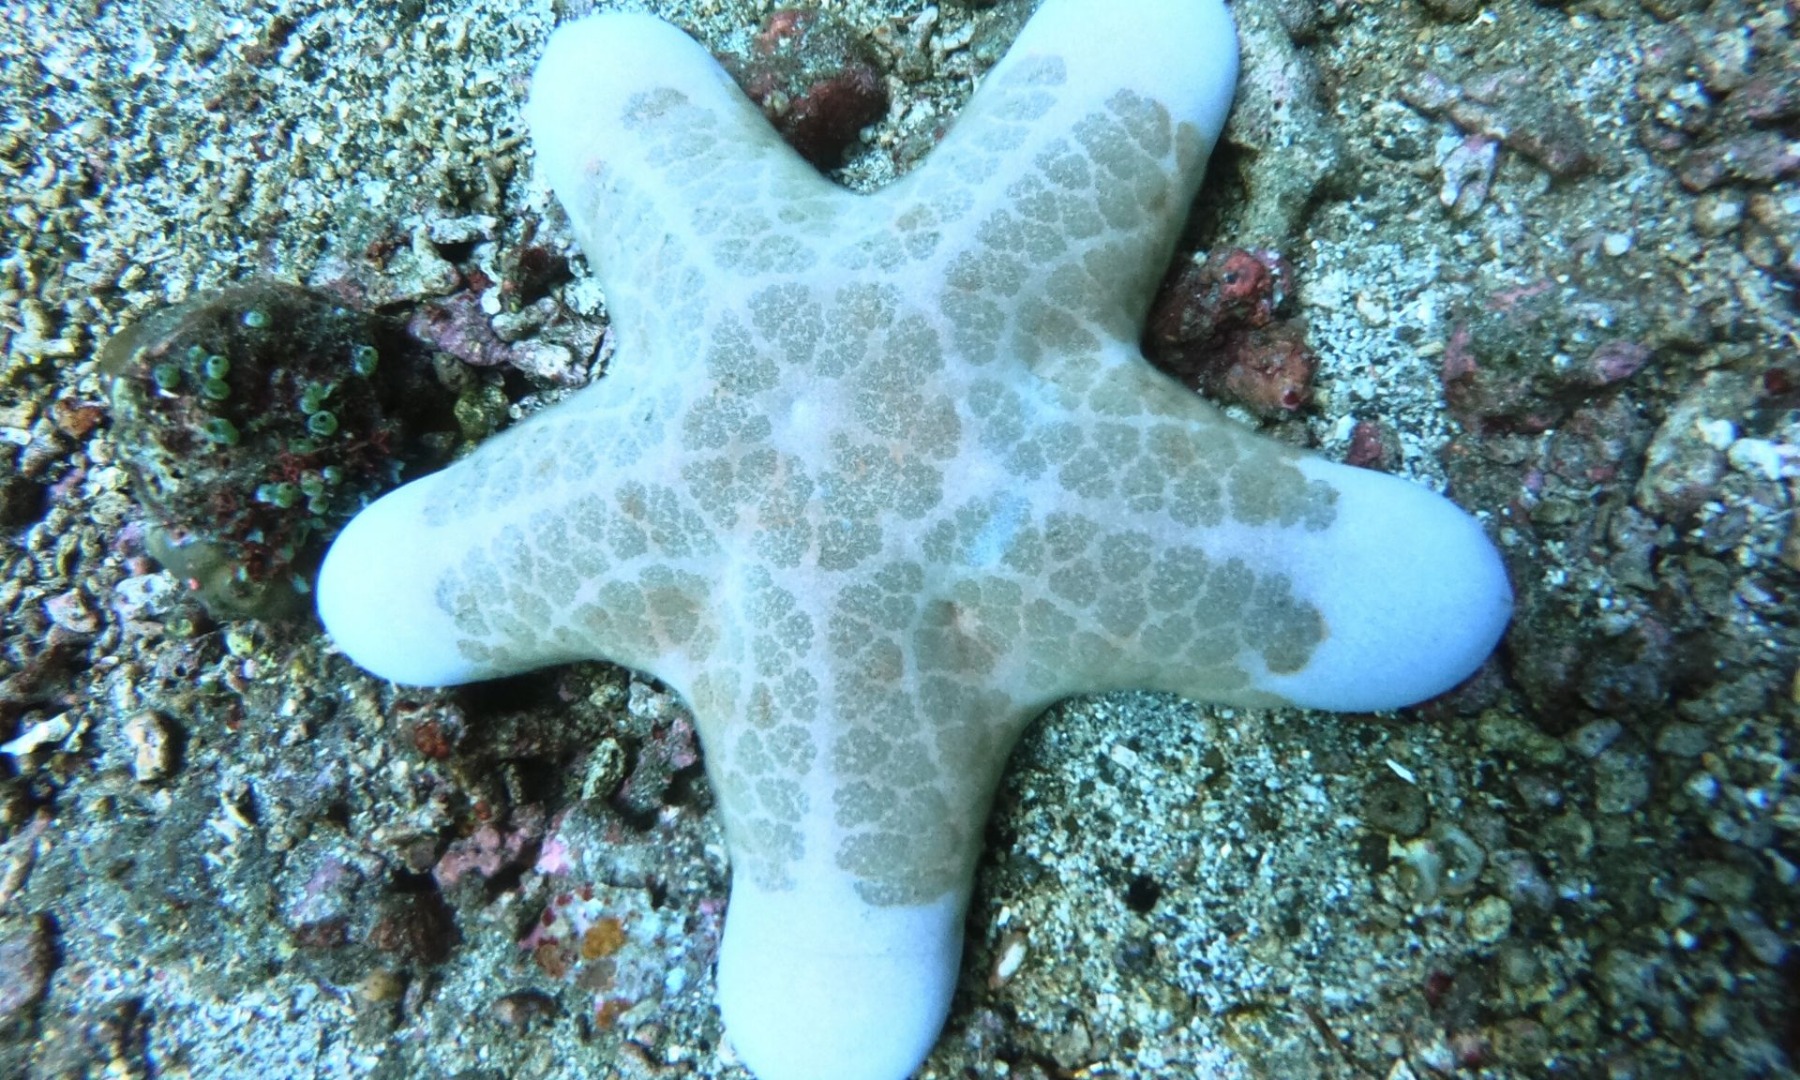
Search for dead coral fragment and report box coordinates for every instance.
[725,8,890,168]
[1402,69,1596,179]
[1146,248,1317,418]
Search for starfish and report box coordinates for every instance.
[317,1,1511,1078]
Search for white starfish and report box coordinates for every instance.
[318,2,1511,1078]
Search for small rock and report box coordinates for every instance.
[1594,748,1652,814]
[507,339,582,385]
[581,739,629,803]
[0,915,56,1024]
[1438,134,1498,217]
[1494,851,1555,912]
[1691,190,1744,237]
[43,589,99,635]
[491,989,558,1030]
[49,397,105,439]
[1477,711,1567,767]
[122,711,179,783]
[1363,775,1429,837]
[1402,69,1595,178]
[1344,418,1400,471]
[1597,948,1664,1009]
[1728,910,1790,967]
[0,714,73,758]
[354,967,405,1005]
[284,850,371,950]
[1744,186,1800,280]
[366,890,457,965]
[1466,895,1513,944]
[1684,862,1755,907]
[1635,372,1759,521]
[1693,993,1733,1040]
[1677,131,1800,191]
[110,573,178,622]
[489,300,553,343]
[0,461,45,528]
[1692,23,1752,95]
[1654,722,1710,757]
[1726,437,1799,482]
[1418,0,1481,20]
[1568,719,1623,758]
[425,214,500,246]
[1583,340,1651,387]
[1490,1017,1551,1066]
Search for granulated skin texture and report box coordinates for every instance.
[318,3,1509,1077]
[425,61,1338,903]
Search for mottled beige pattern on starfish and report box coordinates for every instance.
[425,54,1338,903]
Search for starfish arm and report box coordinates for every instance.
[959,359,1511,712]
[882,0,1238,370]
[527,13,849,360]
[716,871,963,1080]
[1243,456,1513,710]
[315,393,727,687]
[689,585,1035,1080]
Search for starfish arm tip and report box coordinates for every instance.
[1019,0,1240,141]
[1258,463,1513,712]
[528,10,841,298]
[717,874,963,1080]
[526,13,717,196]
[316,475,481,687]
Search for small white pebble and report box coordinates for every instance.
[1685,771,1720,802]
[1466,895,1513,944]
[1696,418,1738,451]
[1726,438,1799,481]
[0,714,72,756]
[989,931,1028,988]
[1354,293,1390,326]
[124,711,177,783]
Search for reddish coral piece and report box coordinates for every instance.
[432,808,546,890]
[410,717,454,759]
[407,291,513,369]
[1344,419,1398,472]
[1423,968,1455,1010]
[1585,340,1652,387]
[1145,248,1315,419]
[1675,131,1800,191]
[728,8,890,168]
[1214,325,1316,417]
[1450,1031,1490,1067]
[595,997,631,1029]
[534,940,572,979]
[1149,247,1291,346]
[50,397,105,439]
